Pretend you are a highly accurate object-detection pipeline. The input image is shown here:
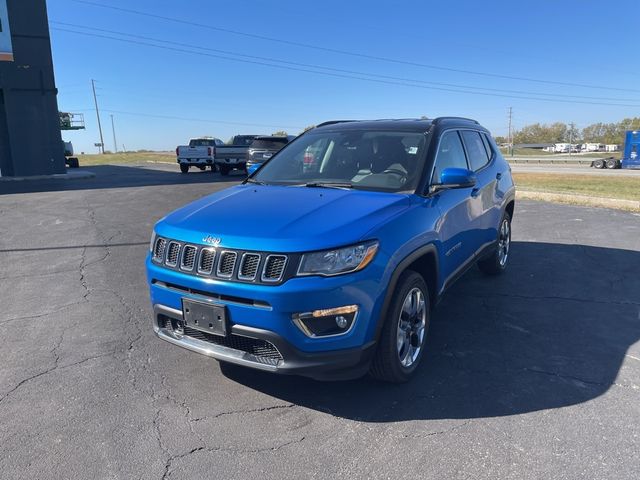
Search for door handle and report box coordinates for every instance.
[471,188,480,198]
[496,172,502,180]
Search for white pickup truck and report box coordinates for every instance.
[176,137,224,173]
[176,135,260,174]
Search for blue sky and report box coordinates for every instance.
[48,0,639,153]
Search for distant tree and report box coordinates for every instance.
[513,122,568,144]
[494,136,507,144]
[565,123,581,143]
[272,130,288,136]
[303,125,315,132]
[582,117,640,145]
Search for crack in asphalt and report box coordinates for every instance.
[160,437,307,479]
[460,292,640,307]
[0,300,87,325]
[398,419,472,439]
[0,352,114,406]
[0,266,82,281]
[190,403,297,422]
[524,367,638,391]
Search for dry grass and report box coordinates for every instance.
[77,152,175,166]
[513,173,640,202]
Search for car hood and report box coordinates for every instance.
[156,184,412,252]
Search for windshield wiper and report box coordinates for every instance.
[305,182,354,189]
[244,178,266,185]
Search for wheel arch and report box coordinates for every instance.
[504,198,515,220]
[374,243,439,342]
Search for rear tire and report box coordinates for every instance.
[179,164,189,173]
[67,157,79,168]
[370,270,430,383]
[606,158,618,169]
[478,211,511,275]
[593,159,605,169]
[219,165,229,176]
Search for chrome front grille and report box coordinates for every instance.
[198,248,215,274]
[180,245,197,271]
[238,253,261,280]
[165,242,180,267]
[262,255,287,282]
[153,238,166,262]
[217,251,237,277]
[151,237,293,285]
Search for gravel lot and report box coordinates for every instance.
[1,163,639,479]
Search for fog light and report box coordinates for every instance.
[293,305,358,337]
[335,315,348,329]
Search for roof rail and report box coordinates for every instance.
[315,120,357,128]
[432,116,479,125]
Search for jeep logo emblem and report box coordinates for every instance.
[202,235,221,246]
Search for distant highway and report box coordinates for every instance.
[509,163,640,176]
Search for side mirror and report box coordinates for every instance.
[247,163,261,176]
[430,167,477,193]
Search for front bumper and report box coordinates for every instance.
[147,255,388,379]
[153,304,376,380]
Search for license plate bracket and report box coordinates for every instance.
[181,298,228,337]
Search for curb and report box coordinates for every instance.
[0,170,95,182]
[517,190,640,212]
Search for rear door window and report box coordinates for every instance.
[480,133,494,160]
[461,131,490,171]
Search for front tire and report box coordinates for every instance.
[179,164,189,173]
[478,211,511,275]
[370,270,430,383]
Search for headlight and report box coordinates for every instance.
[149,230,157,252]
[297,241,378,277]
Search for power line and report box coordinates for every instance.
[99,109,304,130]
[67,0,640,94]
[51,27,640,108]
[51,21,640,104]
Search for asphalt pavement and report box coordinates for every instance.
[1,163,639,479]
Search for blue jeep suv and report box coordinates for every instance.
[146,117,515,382]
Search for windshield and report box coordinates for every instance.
[253,130,428,192]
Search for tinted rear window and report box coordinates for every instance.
[189,139,217,147]
[231,136,257,146]
[250,138,289,149]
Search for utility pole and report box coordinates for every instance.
[91,79,105,154]
[110,114,118,153]
[507,107,513,157]
[569,122,575,158]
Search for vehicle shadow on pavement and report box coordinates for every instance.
[220,241,640,421]
[0,164,243,195]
